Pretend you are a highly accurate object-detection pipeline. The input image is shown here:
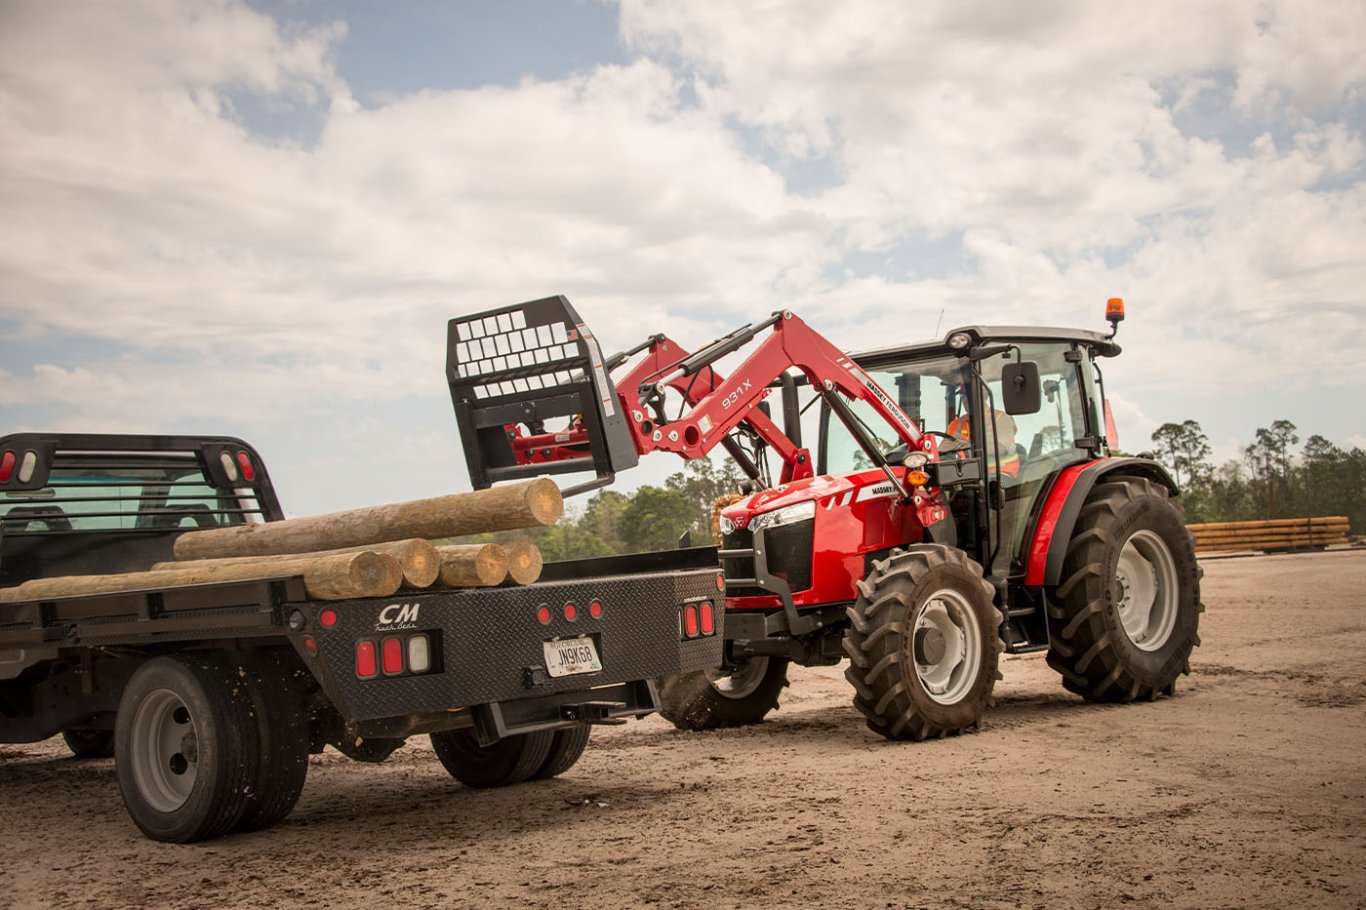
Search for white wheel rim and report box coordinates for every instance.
[911,589,982,705]
[706,657,771,700]
[1115,529,1179,652]
[129,688,198,813]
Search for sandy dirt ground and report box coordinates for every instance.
[4,549,1365,910]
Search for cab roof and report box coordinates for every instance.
[851,324,1120,366]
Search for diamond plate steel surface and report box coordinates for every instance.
[298,566,724,724]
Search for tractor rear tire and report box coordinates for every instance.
[657,657,789,731]
[844,545,1003,741]
[429,728,555,788]
[1046,476,1203,702]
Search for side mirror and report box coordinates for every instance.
[1001,361,1041,415]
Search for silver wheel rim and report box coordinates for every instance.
[911,589,982,705]
[130,688,198,813]
[1115,529,1179,652]
[706,657,771,700]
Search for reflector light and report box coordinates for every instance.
[683,605,699,638]
[700,601,715,635]
[17,451,35,484]
[219,451,239,482]
[0,451,13,483]
[564,602,577,622]
[381,637,404,675]
[319,609,338,627]
[536,604,552,624]
[303,636,317,655]
[589,600,603,619]
[355,640,378,678]
[236,451,256,482]
[407,634,431,673]
[715,574,725,591]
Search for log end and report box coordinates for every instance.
[525,478,565,527]
[504,539,544,586]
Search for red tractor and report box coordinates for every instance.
[447,296,1202,740]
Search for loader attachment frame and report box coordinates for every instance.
[447,296,639,494]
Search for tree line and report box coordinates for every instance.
[467,418,1362,557]
[1149,418,1365,528]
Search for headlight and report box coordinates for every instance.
[748,500,816,533]
[903,451,929,470]
[948,332,972,350]
[718,514,736,536]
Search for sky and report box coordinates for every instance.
[2,0,1364,517]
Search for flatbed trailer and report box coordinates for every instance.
[0,432,722,841]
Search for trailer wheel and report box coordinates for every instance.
[62,727,115,759]
[429,728,555,788]
[1046,477,1203,701]
[844,545,1003,741]
[114,655,258,842]
[233,656,310,833]
[531,724,591,780]
[657,657,789,730]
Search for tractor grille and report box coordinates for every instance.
[721,520,814,598]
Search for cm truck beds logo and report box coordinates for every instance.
[377,603,420,631]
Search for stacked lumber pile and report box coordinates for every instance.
[1187,516,1351,554]
[0,478,561,603]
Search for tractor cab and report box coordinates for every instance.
[820,320,1122,583]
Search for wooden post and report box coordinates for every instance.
[153,539,440,589]
[435,544,509,588]
[172,478,563,561]
[503,539,544,586]
[0,551,403,604]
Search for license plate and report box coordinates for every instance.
[543,636,602,678]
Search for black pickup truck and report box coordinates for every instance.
[0,432,723,841]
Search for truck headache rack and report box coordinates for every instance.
[447,295,639,495]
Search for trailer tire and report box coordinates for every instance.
[1046,477,1203,702]
[115,655,258,842]
[62,727,115,759]
[429,728,555,788]
[844,545,1003,741]
[233,656,310,833]
[657,657,788,730]
[531,724,591,780]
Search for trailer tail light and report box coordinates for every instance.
[564,602,577,622]
[700,601,715,635]
[407,634,431,673]
[319,609,338,628]
[683,604,700,638]
[381,637,404,675]
[236,451,255,482]
[0,451,14,483]
[589,599,603,619]
[356,641,378,679]
[536,604,552,624]
[680,600,718,640]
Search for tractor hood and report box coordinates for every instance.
[722,470,901,526]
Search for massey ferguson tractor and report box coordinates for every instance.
[447,295,1202,741]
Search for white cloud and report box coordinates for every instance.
[2,0,1364,513]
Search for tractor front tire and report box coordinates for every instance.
[844,545,1003,741]
[1046,476,1203,702]
[657,657,789,731]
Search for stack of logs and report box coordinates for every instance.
[0,478,562,603]
[1187,516,1352,554]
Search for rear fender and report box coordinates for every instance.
[1023,457,1178,587]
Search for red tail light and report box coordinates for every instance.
[683,605,699,638]
[536,604,552,624]
[381,637,404,675]
[589,599,603,619]
[0,451,14,483]
[355,641,378,678]
[564,602,577,622]
[236,451,256,482]
[700,601,715,635]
